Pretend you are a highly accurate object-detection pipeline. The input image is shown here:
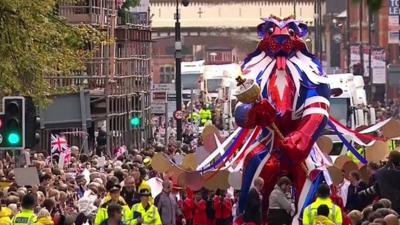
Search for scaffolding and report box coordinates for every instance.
[45,0,152,153]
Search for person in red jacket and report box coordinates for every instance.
[193,191,207,225]
[182,190,195,225]
[213,190,232,225]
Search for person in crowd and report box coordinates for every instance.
[99,204,124,225]
[243,177,264,225]
[205,191,215,225]
[213,190,232,225]
[34,209,54,225]
[347,210,362,225]
[267,176,293,225]
[383,214,398,225]
[193,191,207,225]
[338,171,350,208]
[12,194,37,225]
[132,188,161,225]
[182,191,195,225]
[132,171,151,200]
[94,184,131,225]
[0,204,12,225]
[367,162,380,185]
[302,183,343,225]
[120,177,136,208]
[359,151,400,213]
[96,127,107,157]
[346,171,369,211]
[313,205,334,225]
[378,199,392,209]
[362,206,373,223]
[155,180,185,225]
[199,105,212,126]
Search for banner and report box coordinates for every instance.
[389,0,399,44]
[371,48,386,84]
[350,44,386,83]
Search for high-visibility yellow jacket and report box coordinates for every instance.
[0,207,12,225]
[188,112,200,123]
[11,210,37,225]
[313,215,335,225]
[34,216,53,225]
[94,201,132,225]
[199,109,212,125]
[347,147,364,164]
[302,198,342,225]
[131,203,161,225]
[388,140,397,151]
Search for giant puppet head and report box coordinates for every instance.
[256,16,309,57]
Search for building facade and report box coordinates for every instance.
[45,0,152,152]
[151,0,327,88]
[339,0,400,101]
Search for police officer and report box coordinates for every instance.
[95,184,132,225]
[302,183,343,225]
[131,188,161,225]
[12,194,37,225]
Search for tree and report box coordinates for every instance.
[0,0,105,105]
[352,0,383,13]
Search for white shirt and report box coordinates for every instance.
[338,179,350,206]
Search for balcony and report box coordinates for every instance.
[58,0,113,26]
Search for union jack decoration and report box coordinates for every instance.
[51,134,69,154]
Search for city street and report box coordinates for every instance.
[0,0,399,225]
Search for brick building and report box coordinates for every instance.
[339,0,399,100]
[44,0,152,152]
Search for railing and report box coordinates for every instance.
[58,4,113,26]
[117,10,149,27]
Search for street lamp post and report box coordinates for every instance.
[175,0,189,141]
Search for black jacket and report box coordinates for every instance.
[346,181,369,211]
[243,188,262,225]
[359,165,400,213]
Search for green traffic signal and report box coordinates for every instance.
[131,117,140,126]
[7,133,20,145]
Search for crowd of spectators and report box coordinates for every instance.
[0,129,398,225]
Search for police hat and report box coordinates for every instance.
[139,188,151,197]
[108,184,121,193]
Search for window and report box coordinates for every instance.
[160,65,175,83]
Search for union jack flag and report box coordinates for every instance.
[51,134,69,154]
[50,134,71,167]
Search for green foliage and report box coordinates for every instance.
[0,0,106,106]
[121,0,139,10]
[352,0,383,13]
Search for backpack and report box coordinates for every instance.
[206,199,215,219]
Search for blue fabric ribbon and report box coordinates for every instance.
[197,128,246,173]
[238,139,272,212]
[327,120,368,164]
[299,172,324,223]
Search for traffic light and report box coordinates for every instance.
[0,97,25,149]
[24,97,40,148]
[131,115,141,127]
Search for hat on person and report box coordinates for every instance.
[108,184,121,193]
[139,188,151,197]
[143,157,151,167]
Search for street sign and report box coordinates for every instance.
[167,93,176,101]
[152,91,167,103]
[152,83,175,92]
[173,110,184,120]
[151,103,166,115]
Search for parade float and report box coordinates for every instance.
[151,16,399,224]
